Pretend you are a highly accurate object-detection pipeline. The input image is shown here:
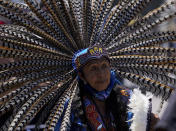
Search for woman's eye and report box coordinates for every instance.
[90,66,97,71]
[102,64,108,69]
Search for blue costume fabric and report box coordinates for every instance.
[55,71,133,131]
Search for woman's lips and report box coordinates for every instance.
[96,79,107,84]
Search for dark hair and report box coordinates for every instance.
[71,79,91,130]
[73,79,129,130]
[107,86,129,131]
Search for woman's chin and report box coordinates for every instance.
[94,85,108,91]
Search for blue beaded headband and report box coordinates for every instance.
[72,46,109,71]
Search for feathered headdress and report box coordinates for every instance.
[0,0,176,130]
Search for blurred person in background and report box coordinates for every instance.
[155,91,176,131]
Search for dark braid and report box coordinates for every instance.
[71,79,90,130]
[107,86,129,131]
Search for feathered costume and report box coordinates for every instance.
[0,0,176,130]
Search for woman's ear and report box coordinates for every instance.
[78,72,84,81]
[78,72,87,85]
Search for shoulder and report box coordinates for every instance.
[112,85,131,104]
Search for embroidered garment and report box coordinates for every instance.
[83,95,116,131]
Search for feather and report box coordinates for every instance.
[60,80,78,131]
[128,88,152,131]
[115,70,173,99]
[0,0,176,129]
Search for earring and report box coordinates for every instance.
[83,80,87,85]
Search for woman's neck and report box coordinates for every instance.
[93,98,106,117]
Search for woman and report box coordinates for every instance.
[55,45,157,131]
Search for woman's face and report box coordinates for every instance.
[80,57,111,91]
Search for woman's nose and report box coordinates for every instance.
[96,67,105,76]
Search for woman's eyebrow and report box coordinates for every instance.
[88,63,98,67]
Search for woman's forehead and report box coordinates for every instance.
[85,57,109,66]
